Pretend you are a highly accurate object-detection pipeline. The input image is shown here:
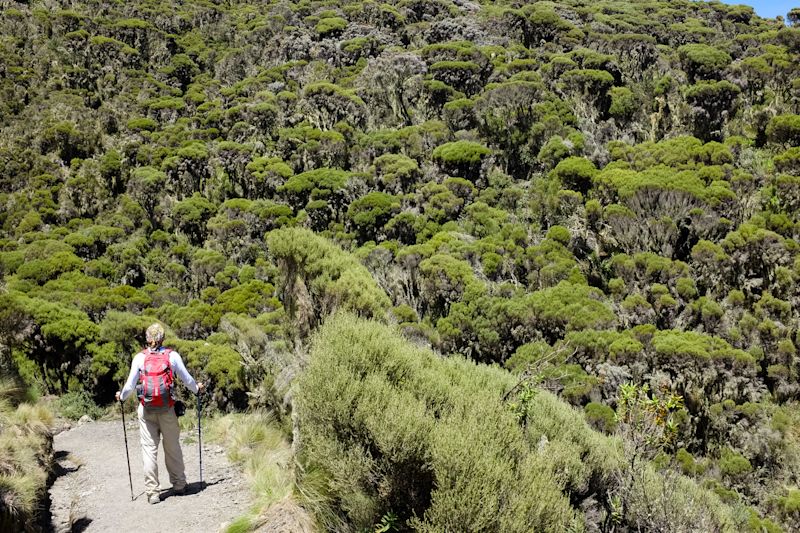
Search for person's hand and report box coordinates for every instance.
[197,382,205,394]
[115,391,121,402]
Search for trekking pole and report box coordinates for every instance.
[120,400,134,501]
[197,391,203,487]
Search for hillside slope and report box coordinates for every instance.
[1,0,799,530]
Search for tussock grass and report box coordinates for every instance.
[210,411,311,533]
[0,378,54,530]
[0,471,41,515]
[0,378,27,407]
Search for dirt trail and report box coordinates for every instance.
[49,417,250,533]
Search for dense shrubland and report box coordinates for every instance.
[297,314,744,532]
[1,0,799,529]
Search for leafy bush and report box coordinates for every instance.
[315,17,347,37]
[584,402,616,433]
[127,117,158,132]
[767,114,800,147]
[278,168,349,209]
[678,44,732,81]
[432,140,491,182]
[297,314,740,531]
[57,390,104,420]
[719,447,752,478]
[347,192,401,241]
[296,313,618,531]
[774,148,800,175]
[608,86,637,119]
[550,156,597,194]
[266,228,391,334]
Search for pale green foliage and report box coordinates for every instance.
[297,314,618,531]
[678,44,732,80]
[266,228,390,332]
[767,114,800,147]
[608,86,637,119]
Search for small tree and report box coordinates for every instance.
[611,383,707,531]
[678,44,732,82]
[550,156,597,194]
[766,114,800,148]
[788,8,800,26]
[432,140,491,182]
[173,193,216,245]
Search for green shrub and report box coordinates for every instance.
[774,148,800,175]
[676,448,700,475]
[278,168,349,209]
[678,44,732,80]
[684,81,740,111]
[550,156,597,194]
[719,448,752,478]
[297,314,740,531]
[266,228,390,334]
[746,509,784,533]
[126,117,158,132]
[584,402,616,433]
[767,114,800,147]
[432,140,491,182]
[347,192,401,240]
[676,277,698,299]
[775,489,800,518]
[608,86,637,119]
[560,69,614,91]
[173,339,245,410]
[315,17,347,37]
[15,251,83,284]
[296,313,617,531]
[545,225,571,245]
[58,390,103,420]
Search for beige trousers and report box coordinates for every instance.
[137,403,186,496]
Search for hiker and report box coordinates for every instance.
[115,323,205,504]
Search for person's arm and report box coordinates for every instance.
[118,353,144,401]
[169,351,200,394]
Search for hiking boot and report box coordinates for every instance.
[148,493,160,504]
[173,485,186,495]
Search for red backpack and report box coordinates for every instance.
[139,347,175,408]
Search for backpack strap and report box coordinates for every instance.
[141,347,173,371]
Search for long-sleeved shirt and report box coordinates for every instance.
[120,347,199,401]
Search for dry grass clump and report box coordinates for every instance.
[211,411,312,533]
[0,378,54,532]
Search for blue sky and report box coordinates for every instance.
[720,0,797,19]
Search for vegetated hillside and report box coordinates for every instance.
[0,0,799,530]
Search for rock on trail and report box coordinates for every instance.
[49,418,250,533]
